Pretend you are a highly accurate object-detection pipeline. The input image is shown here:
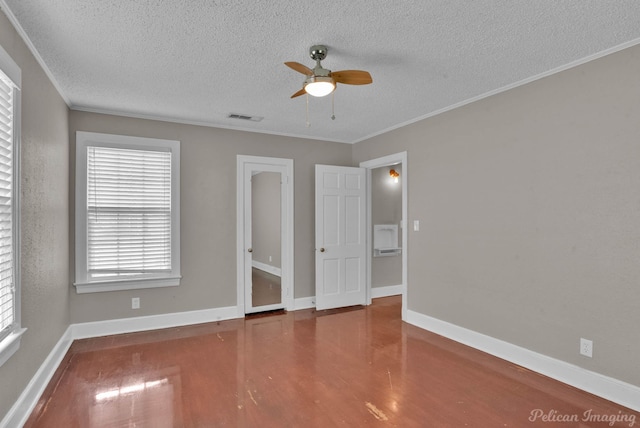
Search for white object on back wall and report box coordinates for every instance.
[373,224,401,257]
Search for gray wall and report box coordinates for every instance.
[3,5,640,419]
[354,45,640,387]
[371,165,402,288]
[69,111,352,323]
[252,172,281,269]
[0,10,70,420]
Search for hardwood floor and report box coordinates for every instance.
[25,296,638,427]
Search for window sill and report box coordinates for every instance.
[74,276,181,294]
[0,327,27,367]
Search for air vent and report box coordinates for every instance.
[227,113,263,122]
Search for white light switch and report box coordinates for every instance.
[413,220,420,231]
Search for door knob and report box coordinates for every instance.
[320,247,325,252]
[248,248,253,253]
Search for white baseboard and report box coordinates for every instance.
[71,305,239,339]
[1,326,74,428]
[1,305,240,428]
[371,284,403,299]
[8,303,638,428]
[252,261,281,277]
[294,287,402,310]
[294,296,315,310]
[294,289,402,309]
[406,309,640,412]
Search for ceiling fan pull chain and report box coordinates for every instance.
[331,92,336,120]
[306,94,311,127]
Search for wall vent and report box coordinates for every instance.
[228,113,263,122]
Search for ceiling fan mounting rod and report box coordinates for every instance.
[309,45,331,77]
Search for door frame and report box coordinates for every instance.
[236,155,294,317]
[360,151,408,321]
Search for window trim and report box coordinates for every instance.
[0,43,25,368]
[74,131,181,294]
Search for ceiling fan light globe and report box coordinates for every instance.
[304,77,335,97]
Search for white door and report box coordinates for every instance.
[315,165,367,310]
[237,155,294,317]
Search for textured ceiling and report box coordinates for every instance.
[2,1,640,143]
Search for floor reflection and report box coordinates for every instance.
[25,296,639,427]
[251,267,282,307]
[91,375,176,427]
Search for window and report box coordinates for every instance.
[75,132,181,293]
[0,43,24,367]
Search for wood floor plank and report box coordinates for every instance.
[24,296,638,427]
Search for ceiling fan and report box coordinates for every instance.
[285,45,372,99]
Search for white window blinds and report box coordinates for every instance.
[87,146,172,281]
[0,72,15,340]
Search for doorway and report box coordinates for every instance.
[360,152,408,321]
[236,156,294,316]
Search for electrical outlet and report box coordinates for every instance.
[413,220,420,231]
[269,255,273,262]
[132,297,140,309]
[580,338,593,357]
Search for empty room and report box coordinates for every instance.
[1,1,639,426]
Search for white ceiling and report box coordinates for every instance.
[3,1,640,143]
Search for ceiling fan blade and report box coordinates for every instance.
[290,88,306,98]
[331,70,373,85]
[285,62,313,76]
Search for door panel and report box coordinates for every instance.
[345,196,361,244]
[315,165,366,310]
[345,258,361,292]
[323,172,340,189]
[322,259,340,295]
[323,195,340,245]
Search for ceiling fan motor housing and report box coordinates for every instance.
[309,45,328,61]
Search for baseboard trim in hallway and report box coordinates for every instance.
[371,284,402,299]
